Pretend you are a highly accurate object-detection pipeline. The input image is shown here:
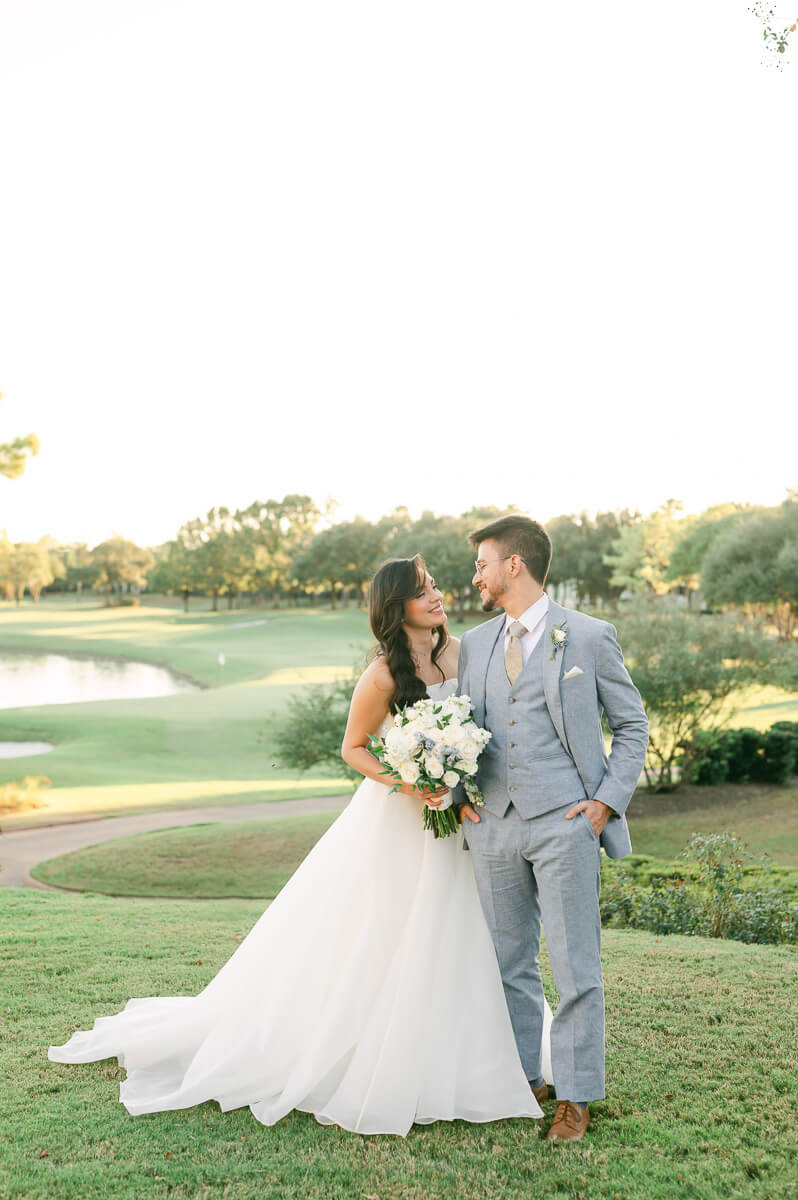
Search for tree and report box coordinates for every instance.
[0,533,13,600]
[175,508,238,612]
[271,674,360,780]
[388,511,477,620]
[51,543,97,596]
[666,503,755,603]
[616,607,798,790]
[293,519,386,608]
[236,494,321,604]
[148,539,202,611]
[0,540,54,603]
[701,498,798,639]
[91,536,154,601]
[0,392,39,479]
[547,510,637,609]
[604,500,684,599]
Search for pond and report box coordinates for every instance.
[0,651,202,711]
[0,741,54,758]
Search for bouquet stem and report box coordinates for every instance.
[422,804,461,838]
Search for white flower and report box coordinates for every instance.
[384,727,414,762]
[425,757,444,779]
[399,760,420,784]
[443,770,459,788]
[550,621,569,660]
[458,737,479,760]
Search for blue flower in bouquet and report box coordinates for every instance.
[368,692,491,838]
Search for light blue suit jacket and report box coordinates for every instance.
[457,599,649,859]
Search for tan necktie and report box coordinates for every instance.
[505,620,527,685]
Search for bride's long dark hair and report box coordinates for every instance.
[368,555,449,714]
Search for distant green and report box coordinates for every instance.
[0,596,380,826]
[2,594,797,830]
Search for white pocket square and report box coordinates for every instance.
[562,665,584,680]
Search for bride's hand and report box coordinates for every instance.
[398,783,449,806]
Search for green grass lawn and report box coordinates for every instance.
[3,595,798,831]
[0,596,384,827]
[29,782,798,900]
[2,887,795,1200]
[628,781,798,866]
[32,812,341,898]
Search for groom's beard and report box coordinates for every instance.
[478,588,500,613]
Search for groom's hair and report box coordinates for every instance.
[468,515,552,585]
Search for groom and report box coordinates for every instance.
[454,515,648,1142]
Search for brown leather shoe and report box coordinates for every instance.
[531,1081,551,1106]
[546,1100,590,1141]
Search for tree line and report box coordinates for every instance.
[1,492,797,635]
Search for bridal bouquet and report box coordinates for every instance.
[368,693,490,838]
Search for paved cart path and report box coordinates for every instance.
[0,796,347,892]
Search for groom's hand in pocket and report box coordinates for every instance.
[565,798,613,836]
[457,803,481,825]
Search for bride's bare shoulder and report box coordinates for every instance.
[357,654,395,696]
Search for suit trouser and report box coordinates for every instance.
[466,799,605,1101]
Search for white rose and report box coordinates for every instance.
[425,757,445,779]
[399,760,420,785]
[384,728,412,762]
[443,770,460,788]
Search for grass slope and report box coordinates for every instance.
[30,784,798,900]
[2,888,796,1200]
[32,812,341,898]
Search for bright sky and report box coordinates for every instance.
[1,1,796,550]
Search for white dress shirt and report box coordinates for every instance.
[503,592,550,666]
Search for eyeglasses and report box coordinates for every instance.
[473,555,514,575]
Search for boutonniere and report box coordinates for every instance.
[550,622,568,660]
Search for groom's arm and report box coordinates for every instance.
[590,622,649,819]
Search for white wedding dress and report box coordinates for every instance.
[48,679,553,1136]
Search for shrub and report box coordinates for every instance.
[270,675,360,780]
[683,724,798,786]
[615,607,796,791]
[750,729,796,784]
[0,775,51,813]
[682,729,733,786]
[770,720,798,745]
[600,832,797,945]
[724,728,767,781]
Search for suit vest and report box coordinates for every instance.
[479,629,587,819]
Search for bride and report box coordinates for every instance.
[48,555,552,1136]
